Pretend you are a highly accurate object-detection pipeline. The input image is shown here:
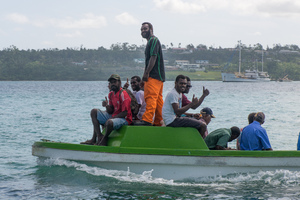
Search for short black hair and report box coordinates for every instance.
[131,76,141,82]
[142,22,153,31]
[248,112,256,124]
[175,74,187,83]
[186,76,191,81]
[230,126,240,137]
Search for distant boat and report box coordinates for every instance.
[222,41,271,82]
[278,75,292,82]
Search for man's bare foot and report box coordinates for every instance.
[80,139,95,145]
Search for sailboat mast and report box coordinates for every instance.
[238,40,241,74]
[261,46,264,72]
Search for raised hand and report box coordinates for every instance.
[191,94,198,106]
[102,96,108,107]
[203,86,210,97]
[123,78,129,89]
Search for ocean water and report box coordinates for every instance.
[1,81,300,199]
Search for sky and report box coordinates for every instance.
[1,0,300,50]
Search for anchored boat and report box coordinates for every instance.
[32,126,300,180]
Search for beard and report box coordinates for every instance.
[111,85,119,92]
[142,30,151,39]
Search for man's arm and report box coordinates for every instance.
[172,95,198,116]
[102,96,114,114]
[111,111,128,119]
[142,55,157,82]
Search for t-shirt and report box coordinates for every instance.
[240,121,272,150]
[144,36,165,82]
[109,88,132,124]
[204,128,231,149]
[132,90,146,120]
[162,88,182,125]
[182,94,191,107]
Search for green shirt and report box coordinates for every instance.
[204,128,232,149]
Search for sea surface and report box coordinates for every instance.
[1,81,300,199]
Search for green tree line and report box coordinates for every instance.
[1,42,300,81]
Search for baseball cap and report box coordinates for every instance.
[108,74,121,81]
[200,107,215,118]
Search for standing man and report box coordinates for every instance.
[240,112,272,150]
[81,74,132,146]
[138,22,165,126]
[162,75,207,137]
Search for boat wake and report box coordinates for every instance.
[38,158,300,187]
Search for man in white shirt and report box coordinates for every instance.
[162,75,207,137]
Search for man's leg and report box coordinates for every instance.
[142,78,162,125]
[81,109,111,145]
[98,118,128,146]
[168,117,207,138]
[153,81,164,126]
[97,119,113,146]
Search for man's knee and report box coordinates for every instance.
[90,108,98,117]
[105,119,113,128]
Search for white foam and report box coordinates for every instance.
[39,158,300,187]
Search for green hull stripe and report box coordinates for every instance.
[33,126,300,157]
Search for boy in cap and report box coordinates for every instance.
[81,74,132,146]
[198,107,215,139]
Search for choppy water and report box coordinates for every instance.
[1,81,300,199]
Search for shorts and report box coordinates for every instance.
[96,109,128,130]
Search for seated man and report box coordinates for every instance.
[198,107,215,139]
[162,74,206,137]
[240,112,272,151]
[123,76,146,121]
[81,74,132,146]
[204,127,240,150]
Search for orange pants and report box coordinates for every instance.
[142,77,164,126]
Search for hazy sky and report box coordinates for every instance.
[1,0,299,50]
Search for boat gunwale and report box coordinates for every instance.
[32,141,300,158]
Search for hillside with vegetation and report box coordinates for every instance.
[1,42,300,81]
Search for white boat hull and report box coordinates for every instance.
[222,73,271,82]
[33,146,300,180]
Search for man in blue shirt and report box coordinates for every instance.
[240,112,272,151]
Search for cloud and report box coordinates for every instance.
[5,12,107,29]
[115,12,139,25]
[256,0,300,17]
[53,13,107,29]
[153,0,206,14]
[152,0,300,18]
[56,31,83,38]
[5,13,29,24]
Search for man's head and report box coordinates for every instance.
[141,22,153,39]
[108,74,121,92]
[130,76,141,91]
[229,126,241,142]
[254,112,265,124]
[184,76,192,94]
[175,74,187,94]
[200,107,215,125]
[248,112,256,124]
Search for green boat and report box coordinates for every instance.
[32,126,300,180]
